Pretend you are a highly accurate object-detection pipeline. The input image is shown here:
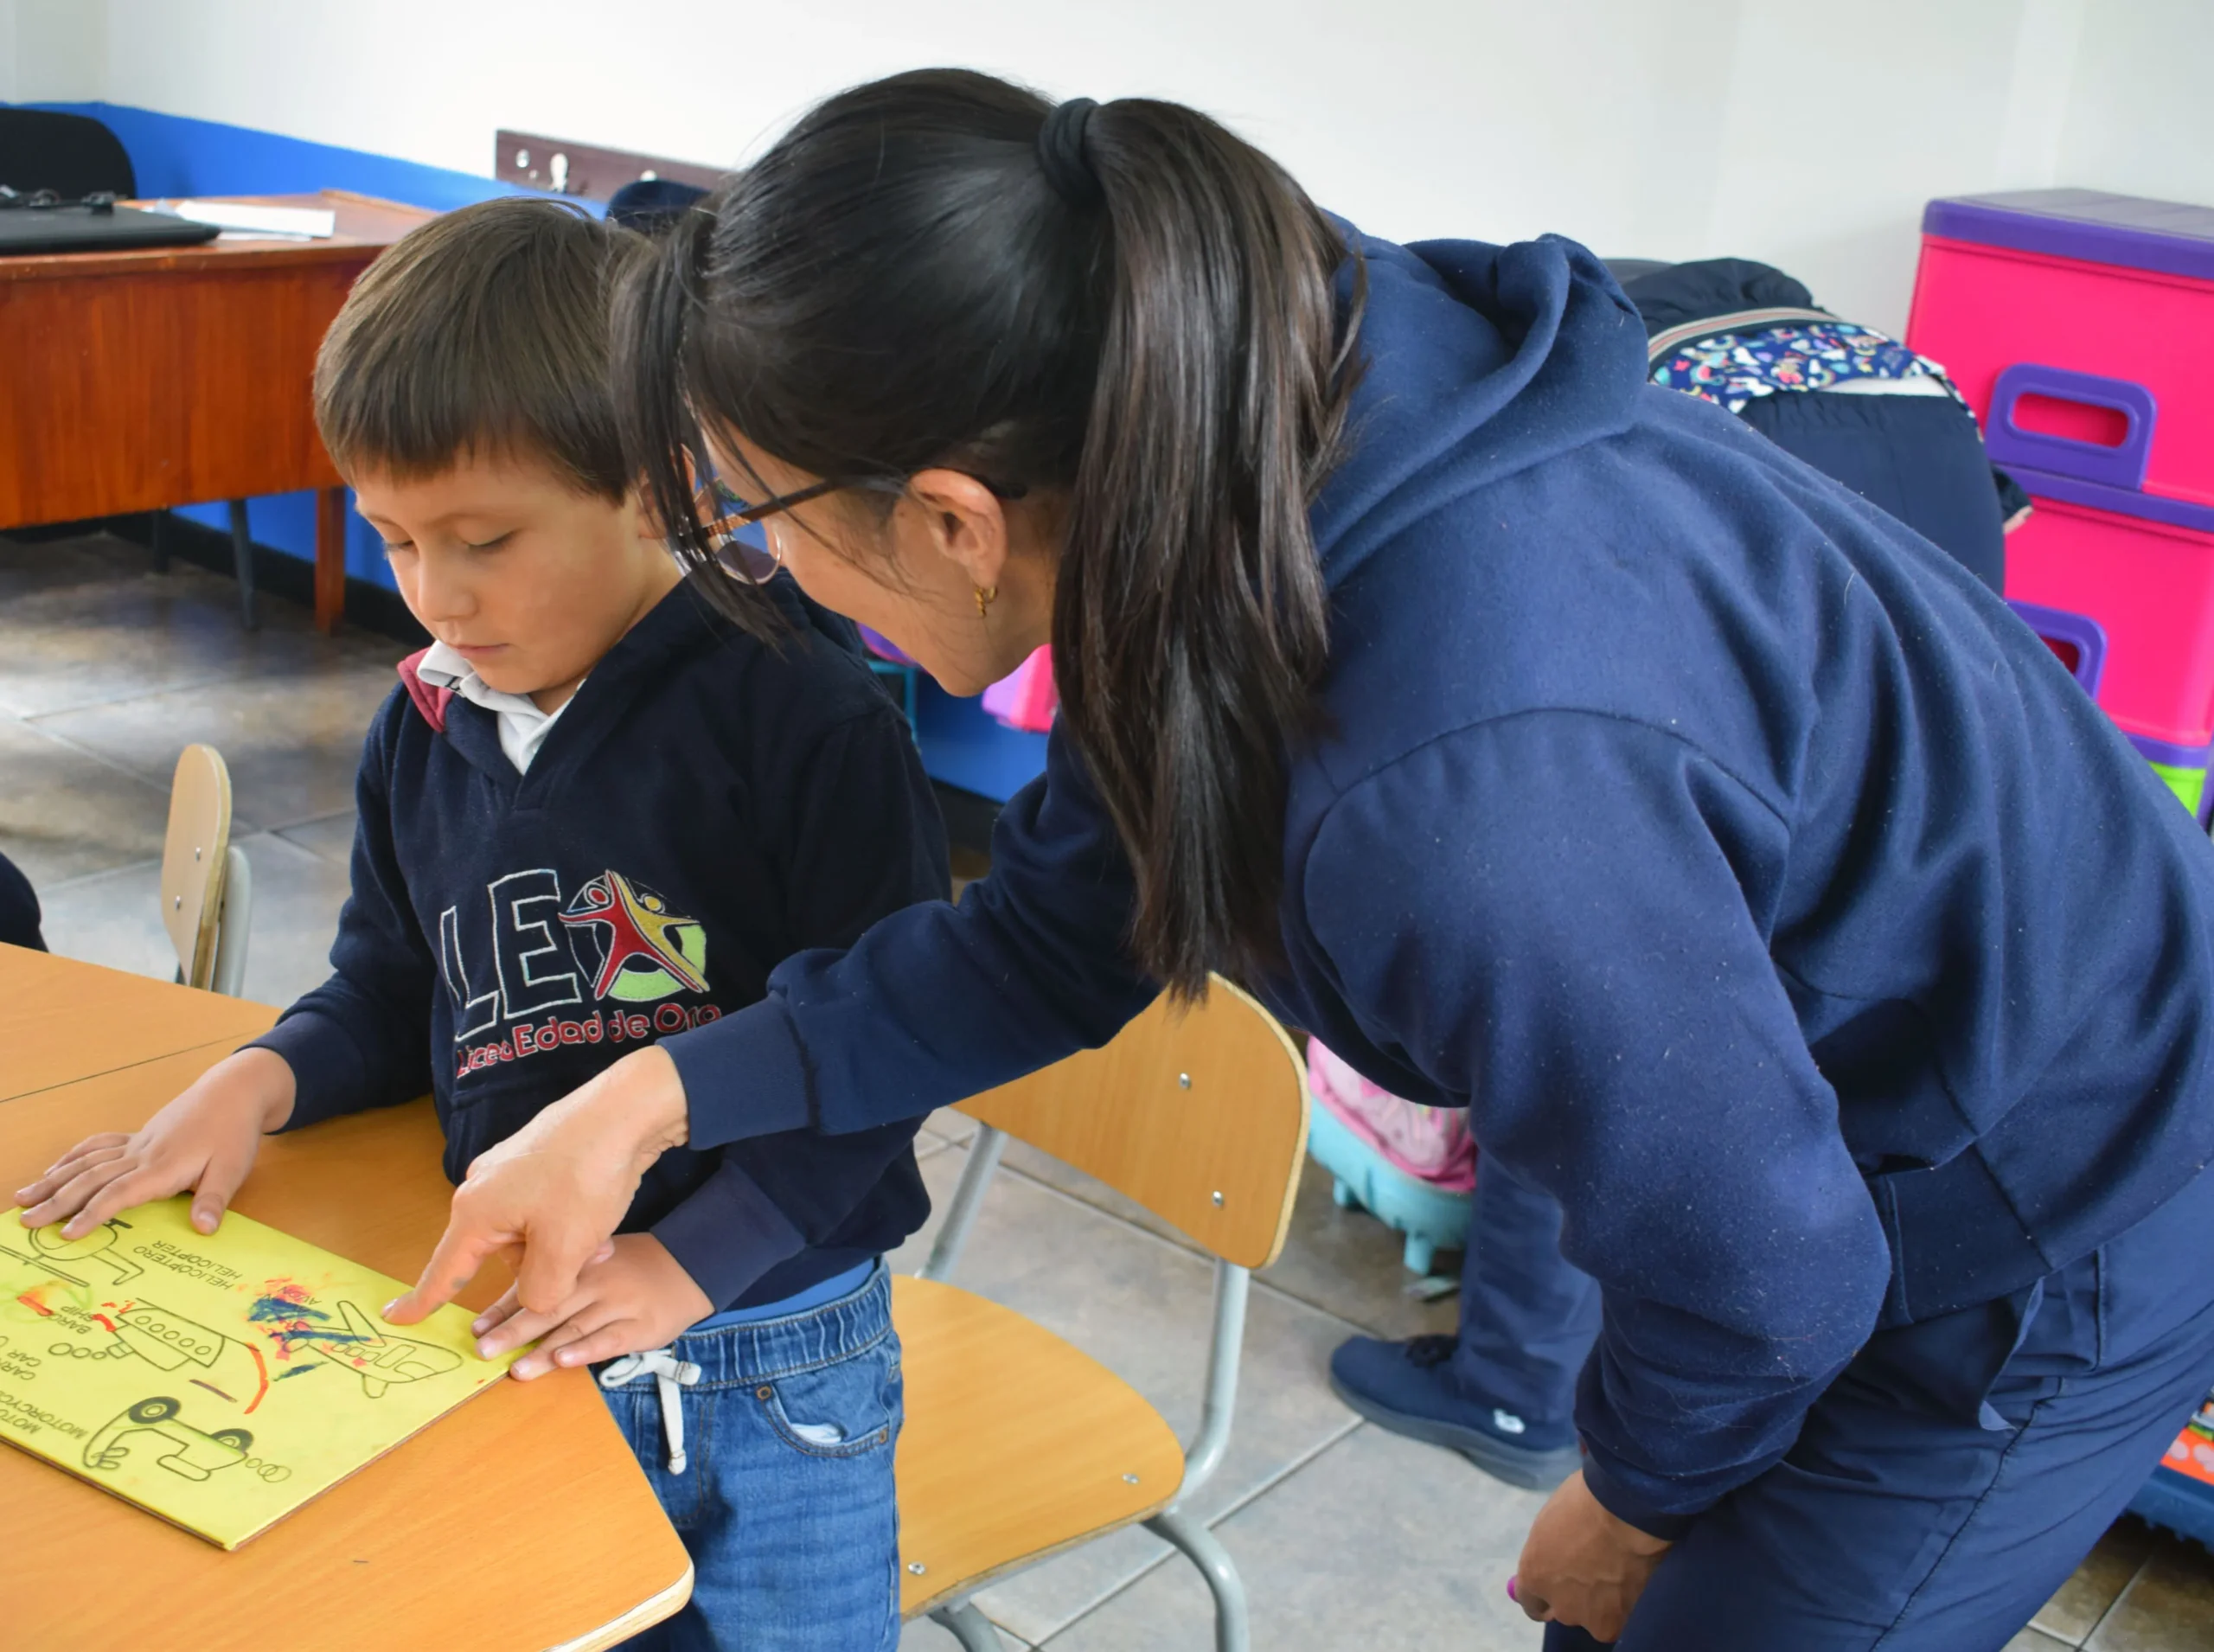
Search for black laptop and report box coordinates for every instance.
[0,201,219,256]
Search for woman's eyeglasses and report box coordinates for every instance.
[692,476,842,585]
[690,467,1031,586]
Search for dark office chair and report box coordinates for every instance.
[0,109,261,629]
[0,107,136,197]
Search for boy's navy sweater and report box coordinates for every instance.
[664,231,2214,1533]
[251,578,947,1311]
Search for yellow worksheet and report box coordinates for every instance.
[0,1196,515,1548]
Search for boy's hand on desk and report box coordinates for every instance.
[13,1047,296,1239]
[473,1233,711,1380]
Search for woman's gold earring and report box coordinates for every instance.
[975,585,998,619]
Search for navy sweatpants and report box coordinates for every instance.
[1454,1153,1600,1441]
[1535,1163,2214,1650]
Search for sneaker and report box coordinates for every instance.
[1328,1334,1585,1491]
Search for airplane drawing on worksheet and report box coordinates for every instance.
[248,1296,463,1397]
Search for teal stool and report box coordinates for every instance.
[1306,1092,1472,1277]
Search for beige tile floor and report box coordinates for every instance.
[4,529,2211,1652]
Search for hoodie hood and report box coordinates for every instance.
[1312,231,1650,592]
[396,649,455,734]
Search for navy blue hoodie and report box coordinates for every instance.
[663,233,2214,1531]
[251,578,948,1311]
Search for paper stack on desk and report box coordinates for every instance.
[0,1197,515,1547]
[168,200,337,240]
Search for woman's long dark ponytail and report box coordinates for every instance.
[616,69,1364,998]
[1061,94,1358,996]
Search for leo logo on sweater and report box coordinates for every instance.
[559,872,711,1002]
[438,868,721,1077]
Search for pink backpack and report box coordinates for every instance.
[1306,1037,1475,1191]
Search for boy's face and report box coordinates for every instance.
[355,452,677,708]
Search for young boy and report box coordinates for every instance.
[15,198,946,1652]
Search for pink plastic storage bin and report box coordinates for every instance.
[1908,189,2214,510]
[2005,483,2214,749]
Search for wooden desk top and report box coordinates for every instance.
[0,951,690,1650]
[0,945,280,1103]
[0,189,433,283]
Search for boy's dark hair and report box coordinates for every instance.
[315,196,643,499]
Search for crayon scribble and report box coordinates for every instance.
[247,1284,358,1358]
[248,1297,330,1325]
[244,1342,270,1414]
[190,1379,237,1402]
[247,1290,327,1323]
[273,1363,320,1380]
[12,1279,75,1319]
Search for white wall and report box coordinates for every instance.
[11,0,2213,333]
[2060,0,2214,211]
[0,0,106,103]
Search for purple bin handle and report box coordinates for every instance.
[1984,364,2157,490]
[2007,599,2108,699]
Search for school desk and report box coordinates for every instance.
[0,944,278,1102]
[0,947,692,1650]
[0,190,432,635]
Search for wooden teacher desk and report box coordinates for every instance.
[0,945,692,1650]
[0,191,432,635]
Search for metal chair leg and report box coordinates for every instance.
[928,1599,1007,1651]
[918,1124,1006,1284]
[1145,1508,1250,1652]
[227,499,258,630]
[150,509,170,573]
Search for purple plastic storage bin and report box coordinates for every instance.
[1910,189,2214,513]
[2007,599,2108,696]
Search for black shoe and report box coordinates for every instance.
[1328,1334,1584,1491]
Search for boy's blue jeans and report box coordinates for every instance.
[603,1262,903,1652]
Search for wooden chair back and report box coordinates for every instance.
[956,977,1308,1271]
[159,744,234,990]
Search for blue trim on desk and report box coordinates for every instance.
[170,491,397,590]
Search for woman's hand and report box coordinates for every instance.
[13,1047,296,1238]
[1511,1470,1673,1642]
[382,1045,690,1328]
[470,1233,710,1380]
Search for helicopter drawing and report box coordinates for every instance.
[0,1216,144,1289]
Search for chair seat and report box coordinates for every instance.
[893,1272,1187,1618]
